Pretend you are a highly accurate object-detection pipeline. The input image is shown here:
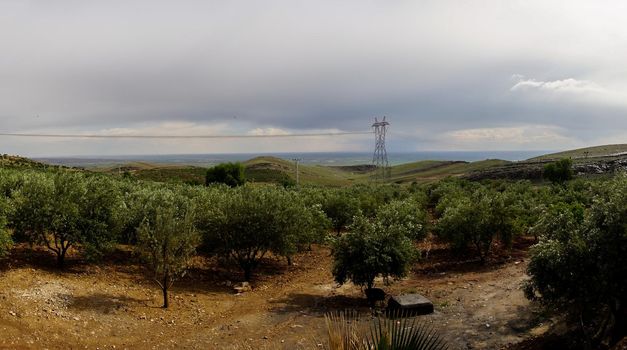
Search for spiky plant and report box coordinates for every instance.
[325,310,364,350]
[324,311,448,350]
[367,315,448,350]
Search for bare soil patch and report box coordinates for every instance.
[0,241,545,349]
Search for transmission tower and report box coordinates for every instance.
[372,116,390,179]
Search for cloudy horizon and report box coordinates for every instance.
[1,0,626,157]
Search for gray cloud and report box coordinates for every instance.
[1,0,627,156]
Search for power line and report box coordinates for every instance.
[0,131,372,139]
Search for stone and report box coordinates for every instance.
[387,293,434,316]
[233,282,252,294]
[365,288,386,308]
[365,288,386,302]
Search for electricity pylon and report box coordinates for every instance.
[372,116,390,179]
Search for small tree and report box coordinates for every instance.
[136,190,200,308]
[332,215,417,293]
[543,158,573,184]
[205,162,246,187]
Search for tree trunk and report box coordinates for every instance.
[57,250,66,268]
[287,256,292,266]
[611,304,627,345]
[244,266,252,282]
[162,273,169,308]
[162,287,169,309]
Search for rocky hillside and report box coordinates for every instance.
[464,154,627,181]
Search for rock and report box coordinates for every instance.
[9,311,16,316]
[233,282,252,294]
[365,288,386,303]
[387,293,434,316]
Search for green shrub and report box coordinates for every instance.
[543,158,573,184]
[205,162,246,187]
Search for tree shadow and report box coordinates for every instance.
[0,244,77,273]
[66,293,149,314]
[413,236,533,278]
[0,244,142,275]
[268,292,370,315]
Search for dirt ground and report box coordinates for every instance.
[0,240,547,350]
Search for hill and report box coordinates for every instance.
[528,144,627,161]
[21,143,627,186]
[385,159,509,183]
[243,156,355,186]
[0,154,61,170]
[466,144,627,181]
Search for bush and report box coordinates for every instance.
[543,158,573,184]
[332,215,417,292]
[525,175,627,346]
[205,162,246,187]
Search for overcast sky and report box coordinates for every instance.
[1,0,626,156]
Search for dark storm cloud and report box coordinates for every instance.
[1,0,626,155]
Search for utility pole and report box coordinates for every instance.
[292,158,302,187]
[372,116,390,180]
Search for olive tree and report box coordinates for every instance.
[375,199,429,241]
[136,189,200,308]
[436,188,515,263]
[332,215,417,293]
[12,172,121,267]
[0,197,12,258]
[525,175,627,346]
[322,192,361,234]
[201,185,326,281]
